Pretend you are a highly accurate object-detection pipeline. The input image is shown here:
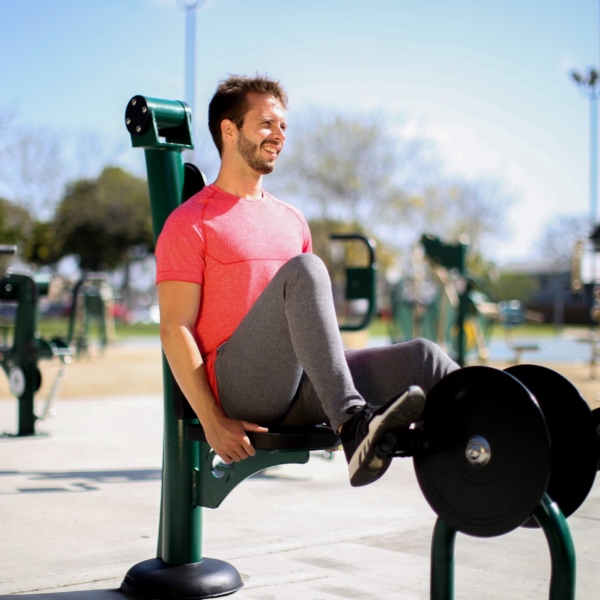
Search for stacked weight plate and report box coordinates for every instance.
[413,365,599,537]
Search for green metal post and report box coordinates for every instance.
[144,140,205,564]
[533,494,576,600]
[0,274,40,436]
[430,517,456,600]
[121,95,243,599]
[13,275,38,436]
[420,235,469,366]
[145,147,203,565]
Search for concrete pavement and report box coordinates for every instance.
[1,394,600,599]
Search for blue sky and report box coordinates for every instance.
[0,0,598,263]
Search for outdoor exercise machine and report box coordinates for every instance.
[402,363,599,599]
[67,272,113,357]
[390,234,483,367]
[122,95,600,599]
[0,246,72,436]
[391,235,544,367]
[121,95,377,598]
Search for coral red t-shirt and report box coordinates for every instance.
[155,184,312,402]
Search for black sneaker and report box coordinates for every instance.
[340,386,425,487]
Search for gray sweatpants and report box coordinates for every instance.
[215,254,459,432]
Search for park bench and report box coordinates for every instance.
[499,300,544,364]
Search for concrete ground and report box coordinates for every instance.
[1,341,600,599]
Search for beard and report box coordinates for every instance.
[237,131,276,174]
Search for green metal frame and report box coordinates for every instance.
[420,234,469,366]
[0,272,72,436]
[196,444,309,509]
[430,494,576,600]
[125,95,321,569]
[331,233,377,332]
[67,274,109,357]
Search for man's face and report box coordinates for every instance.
[235,92,287,174]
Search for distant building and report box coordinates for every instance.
[500,260,590,324]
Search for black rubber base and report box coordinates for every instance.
[121,557,243,599]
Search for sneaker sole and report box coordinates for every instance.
[348,386,425,487]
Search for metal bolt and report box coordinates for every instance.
[5,284,11,292]
[465,436,491,467]
[126,118,131,125]
[142,106,147,113]
[136,125,142,133]
[132,99,137,106]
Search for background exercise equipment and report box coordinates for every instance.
[0,245,72,436]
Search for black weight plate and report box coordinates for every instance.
[506,365,598,523]
[414,366,551,538]
[592,407,600,471]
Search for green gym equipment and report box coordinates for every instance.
[67,272,113,357]
[0,245,72,436]
[121,95,599,600]
[390,234,494,367]
[121,95,377,598]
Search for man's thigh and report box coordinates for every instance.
[215,264,303,425]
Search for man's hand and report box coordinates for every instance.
[203,414,268,463]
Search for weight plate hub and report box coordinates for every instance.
[506,365,598,524]
[414,366,551,538]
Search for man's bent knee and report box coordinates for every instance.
[280,253,329,285]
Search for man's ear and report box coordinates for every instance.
[220,119,237,148]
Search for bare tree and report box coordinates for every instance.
[267,108,516,261]
[8,128,66,218]
[413,175,519,255]
[537,213,590,263]
[269,108,436,229]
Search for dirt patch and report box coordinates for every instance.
[0,343,163,401]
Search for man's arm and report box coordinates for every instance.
[157,280,267,463]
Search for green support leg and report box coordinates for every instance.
[430,517,456,600]
[159,355,203,564]
[533,494,576,600]
[17,364,37,436]
[429,494,575,600]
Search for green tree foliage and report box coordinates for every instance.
[271,108,516,262]
[487,272,540,303]
[271,109,427,229]
[23,220,58,266]
[0,197,33,248]
[52,167,152,270]
[414,176,518,256]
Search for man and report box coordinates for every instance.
[156,74,458,487]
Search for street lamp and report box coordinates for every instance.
[571,67,600,228]
[177,0,205,162]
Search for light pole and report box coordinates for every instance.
[571,68,600,228]
[178,0,204,163]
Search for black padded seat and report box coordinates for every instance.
[186,423,341,451]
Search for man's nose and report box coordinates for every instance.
[274,125,286,142]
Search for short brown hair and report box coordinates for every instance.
[208,74,288,155]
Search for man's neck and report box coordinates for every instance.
[213,166,264,200]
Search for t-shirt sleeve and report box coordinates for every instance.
[155,211,205,285]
